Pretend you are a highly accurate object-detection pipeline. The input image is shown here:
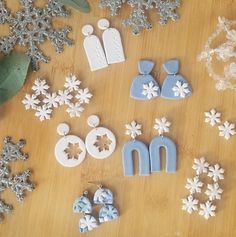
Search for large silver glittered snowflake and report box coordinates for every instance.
[0,0,73,71]
[99,0,181,35]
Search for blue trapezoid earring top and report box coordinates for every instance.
[149,117,177,173]
[130,60,161,100]
[73,191,98,233]
[94,185,119,223]
[161,59,192,100]
[122,121,150,176]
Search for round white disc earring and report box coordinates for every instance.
[85,115,116,159]
[55,123,86,167]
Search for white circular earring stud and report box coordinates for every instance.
[85,115,116,159]
[55,123,86,167]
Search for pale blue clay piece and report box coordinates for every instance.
[99,205,119,223]
[122,140,150,176]
[73,196,92,214]
[163,59,179,75]
[130,60,160,100]
[161,74,192,100]
[93,188,113,205]
[149,136,177,173]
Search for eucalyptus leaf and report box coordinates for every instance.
[58,0,90,13]
[0,54,30,105]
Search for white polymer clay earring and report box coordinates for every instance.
[55,123,86,167]
[85,115,116,159]
[97,18,125,65]
[82,24,108,71]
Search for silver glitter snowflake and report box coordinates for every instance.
[0,0,73,71]
[0,137,35,222]
[100,0,181,35]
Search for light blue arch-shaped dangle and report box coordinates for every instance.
[122,140,150,176]
[149,136,177,173]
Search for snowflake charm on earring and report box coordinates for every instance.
[161,59,192,100]
[122,120,150,176]
[55,123,86,167]
[150,117,177,172]
[85,115,116,159]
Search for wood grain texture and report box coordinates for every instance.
[1,0,236,236]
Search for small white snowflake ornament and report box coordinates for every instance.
[185,176,203,194]
[32,79,49,96]
[142,81,159,99]
[125,121,142,139]
[66,103,84,118]
[76,88,92,104]
[205,183,223,201]
[204,109,221,126]
[35,105,52,122]
[192,157,209,175]
[199,201,216,219]
[218,121,236,140]
[153,117,171,135]
[64,74,81,92]
[182,195,198,214]
[22,94,40,110]
[172,81,190,98]
[57,90,73,106]
[208,164,225,182]
[43,93,59,108]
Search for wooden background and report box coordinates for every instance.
[1,0,236,236]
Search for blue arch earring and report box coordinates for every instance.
[161,59,192,100]
[130,60,161,100]
[122,121,150,176]
[149,117,177,173]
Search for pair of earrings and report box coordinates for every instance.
[54,115,116,167]
[122,118,177,176]
[130,59,192,101]
[73,186,119,233]
[82,18,125,71]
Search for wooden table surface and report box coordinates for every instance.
[1,1,236,236]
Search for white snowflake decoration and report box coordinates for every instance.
[172,81,190,98]
[32,79,49,96]
[57,90,73,105]
[205,183,223,201]
[22,94,40,110]
[218,121,236,140]
[208,164,224,182]
[66,103,84,118]
[185,176,203,194]
[76,88,92,104]
[204,109,221,126]
[192,157,209,175]
[199,201,216,219]
[153,117,171,135]
[43,93,59,108]
[64,74,81,92]
[142,81,159,99]
[182,195,198,214]
[125,121,142,139]
[35,105,52,121]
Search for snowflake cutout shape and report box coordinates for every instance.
[57,90,73,105]
[204,109,221,126]
[218,121,236,140]
[154,117,171,135]
[79,214,98,233]
[64,142,82,160]
[100,0,181,35]
[199,201,216,219]
[43,92,59,108]
[32,79,50,96]
[0,0,73,70]
[182,195,198,214]
[22,94,40,110]
[205,183,223,201]
[0,199,12,222]
[192,157,209,175]
[76,88,92,104]
[208,164,224,182]
[66,103,84,118]
[35,105,52,121]
[172,81,190,98]
[185,176,203,194]
[94,134,112,152]
[64,74,81,92]
[142,81,159,99]
[125,121,142,139]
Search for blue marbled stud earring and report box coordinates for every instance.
[149,117,177,173]
[130,60,161,100]
[122,121,150,176]
[161,59,192,100]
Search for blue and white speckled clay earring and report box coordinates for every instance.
[161,59,192,100]
[73,191,98,233]
[93,185,119,223]
[122,121,150,176]
[149,117,177,173]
